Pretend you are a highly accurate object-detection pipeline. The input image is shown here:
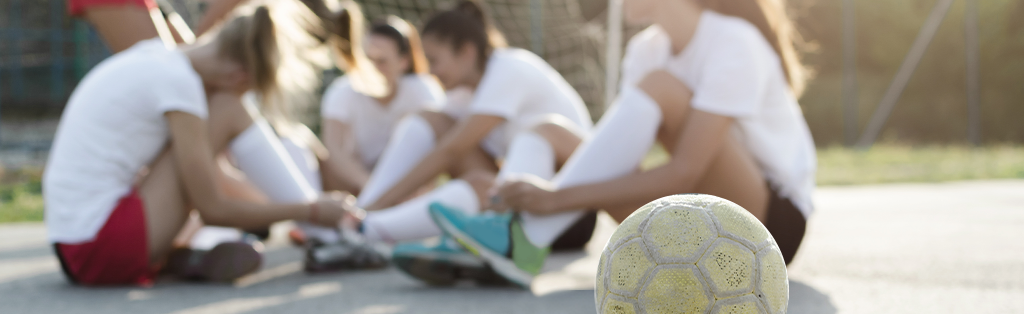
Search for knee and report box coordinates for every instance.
[637,70,693,108]
[417,111,455,138]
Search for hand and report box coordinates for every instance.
[311,191,359,227]
[491,174,558,214]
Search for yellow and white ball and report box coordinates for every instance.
[595,194,788,314]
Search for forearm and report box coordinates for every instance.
[198,199,311,230]
[550,163,699,213]
[323,152,370,194]
[365,149,454,210]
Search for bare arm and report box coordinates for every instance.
[321,119,371,194]
[166,111,345,228]
[365,114,505,210]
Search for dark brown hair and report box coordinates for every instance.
[421,0,507,69]
[370,15,429,74]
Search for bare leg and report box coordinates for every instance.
[418,111,499,197]
[639,71,770,222]
[138,93,254,264]
[83,5,174,53]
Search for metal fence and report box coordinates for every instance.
[0,0,111,114]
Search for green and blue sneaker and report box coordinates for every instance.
[392,236,509,286]
[428,203,549,289]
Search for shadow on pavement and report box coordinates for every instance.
[789,280,837,314]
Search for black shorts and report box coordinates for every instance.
[764,183,807,265]
[550,211,598,251]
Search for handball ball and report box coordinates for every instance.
[595,194,788,314]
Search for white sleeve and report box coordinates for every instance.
[320,78,354,123]
[468,59,526,120]
[690,38,769,118]
[154,70,207,119]
[408,75,447,111]
[619,26,671,90]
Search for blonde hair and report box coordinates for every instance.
[303,0,388,97]
[699,0,809,96]
[215,1,327,125]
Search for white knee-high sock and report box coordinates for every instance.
[357,115,436,208]
[279,133,345,243]
[280,135,323,192]
[230,120,318,203]
[229,121,341,243]
[521,86,663,247]
[497,132,556,183]
[361,179,479,242]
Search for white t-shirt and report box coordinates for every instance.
[620,10,817,217]
[321,74,445,167]
[467,48,593,157]
[44,39,207,243]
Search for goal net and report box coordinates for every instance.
[355,0,609,115]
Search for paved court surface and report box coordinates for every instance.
[2,180,1023,313]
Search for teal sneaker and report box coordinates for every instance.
[428,203,550,289]
[392,236,509,286]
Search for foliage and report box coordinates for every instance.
[793,0,1024,145]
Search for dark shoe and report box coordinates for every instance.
[303,230,389,273]
[392,236,510,286]
[166,242,263,282]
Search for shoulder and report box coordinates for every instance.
[150,51,205,99]
[626,25,670,52]
[401,74,444,96]
[323,76,358,100]
[702,11,773,56]
[488,48,544,73]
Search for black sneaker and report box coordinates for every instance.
[303,230,389,273]
[165,242,263,282]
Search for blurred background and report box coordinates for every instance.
[2,0,1024,220]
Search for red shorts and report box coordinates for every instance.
[54,189,157,286]
[67,0,157,17]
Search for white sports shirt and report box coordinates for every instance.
[466,48,593,158]
[621,10,818,217]
[44,39,207,243]
[320,73,445,168]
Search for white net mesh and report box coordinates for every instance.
[354,0,605,113]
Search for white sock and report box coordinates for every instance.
[521,86,663,247]
[230,121,340,243]
[497,132,556,183]
[361,179,479,243]
[280,135,323,192]
[357,115,436,208]
[229,121,318,203]
[189,226,243,250]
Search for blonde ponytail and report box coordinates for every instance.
[216,1,328,126]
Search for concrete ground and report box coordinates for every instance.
[1,180,1023,313]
